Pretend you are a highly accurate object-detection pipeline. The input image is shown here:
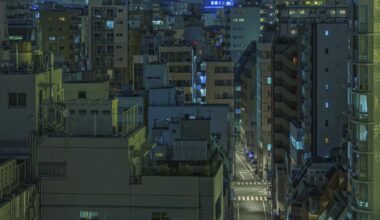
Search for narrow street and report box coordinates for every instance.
[232,150,271,220]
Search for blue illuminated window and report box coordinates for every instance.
[106,20,114,30]
[325,30,329,36]
[325,101,329,109]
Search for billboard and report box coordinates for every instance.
[204,0,234,9]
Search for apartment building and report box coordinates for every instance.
[234,42,257,152]
[348,0,380,218]
[89,0,128,92]
[205,61,235,110]
[159,44,193,103]
[39,8,83,71]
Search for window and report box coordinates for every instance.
[102,110,111,115]
[106,20,114,30]
[38,162,66,177]
[358,124,368,142]
[58,16,65,22]
[325,48,329,54]
[151,212,169,220]
[325,120,329,127]
[79,110,87,115]
[90,110,99,115]
[116,33,123,37]
[325,84,329,91]
[267,77,272,85]
[324,30,329,36]
[48,36,56,41]
[325,68,329,72]
[69,109,75,115]
[8,93,26,107]
[80,211,99,220]
[325,101,329,109]
[325,137,329,144]
[78,91,86,99]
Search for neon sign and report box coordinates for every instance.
[204,0,234,9]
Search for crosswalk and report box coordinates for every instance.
[234,195,267,202]
[232,181,263,186]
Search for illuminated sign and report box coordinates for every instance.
[204,0,234,9]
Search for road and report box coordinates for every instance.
[232,150,270,220]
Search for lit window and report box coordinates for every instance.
[339,9,346,15]
[325,137,329,144]
[325,84,329,91]
[48,36,56,41]
[325,30,329,36]
[106,20,114,30]
[267,77,272,85]
[80,211,99,220]
[325,101,329,109]
[58,17,65,22]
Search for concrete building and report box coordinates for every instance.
[89,0,128,92]
[39,8,83,72]
[0,160,38,220]
[256,39,273,180]
[35,113,225,220]
[0,1,9,67]
[234,42,257,160]
[287,162,348,220]
[159,44,193,103]
[205,61,235,110]
[348,0,380,219]
[0,68,63,156]
[226,6,260,62]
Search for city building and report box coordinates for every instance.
[0,68,63,156]
[159,44,193,103]
[39,7,83,72]
[348,0,380,219]
[226,6,260,62]
[0,160,38,220]
[89,0,128,92]
[234,41,257,156]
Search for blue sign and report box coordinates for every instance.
[204,0,234,8]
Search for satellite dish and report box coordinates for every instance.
[63,109,69,118]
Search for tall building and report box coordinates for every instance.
[39,8,83,72]
[226,6,260,62]
[89,0,128,92]
[348,0,380,219]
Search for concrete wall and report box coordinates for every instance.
[315,23,348,158]
[63,81,109,101]
[0,74,35,155]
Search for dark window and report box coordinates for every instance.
[325,48,329,54]
[151,212,169,220]
[90,110,99,115]
[78,91,86,99]
[79,110,87,115]
[325,120,329,127]
[325,68,329,72]
[8,93,26,107]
